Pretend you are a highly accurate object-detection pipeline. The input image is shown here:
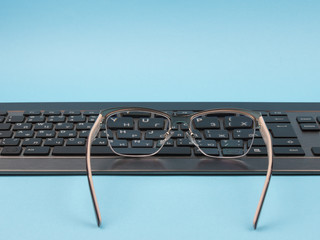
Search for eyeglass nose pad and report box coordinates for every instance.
[161,130,174,145]
[186,131,198,146]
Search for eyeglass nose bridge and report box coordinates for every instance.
[170,115,191,126]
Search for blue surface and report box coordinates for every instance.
[1,1,320,239]
[1,175,320,240]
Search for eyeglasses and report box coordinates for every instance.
[86,107,273,229]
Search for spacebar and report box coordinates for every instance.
[52,146,191,156]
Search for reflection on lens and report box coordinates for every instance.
[105,110,170,156]
[191,111,256,158]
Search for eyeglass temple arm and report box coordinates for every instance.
[253,116,273,229]
[86,114,103,227]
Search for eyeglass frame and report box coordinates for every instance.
[86,107,273,229]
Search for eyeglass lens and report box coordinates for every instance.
[190,112,256,157]
[102,110,257,158]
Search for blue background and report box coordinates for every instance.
[0,0,319,102]
[1,0,320,239]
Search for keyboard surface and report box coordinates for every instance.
[1,102,320,175]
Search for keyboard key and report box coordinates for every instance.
[145,130,167,140]
[171,131,184,138]
[248,138,265,146]
[0,116,4,123]
[263,116,290,123]
[92,138,108,146]
[311,147,320,156]
[156,139,174,147]
[52,146,86,155]
[76,123,93,130]
[109,140,128,147]
[100,129,113,139]
[0,111,8,116]
[255,111,268,116]
[273,147,305,156]
[22,138,42,146]
[88,116,98,123]
[193,117,219,129]
[0,138,20,146]
[83,110,99,116]
[117,130,141,139]
[0,131,13,138]
[44,138,64,146]
[6,116,25,123]
[122,111,151,117]
[23,110,41,116]
[132,140,153,148]
[58,130,77,138]
[299,123,320,131]
[204,130,229,139]
[190,130,202,139]
[224,116,253,129]
[138,118,165,129]
[92,145,120,154]
[297,116,316,123]
[0,123,11,130]
[47,116,66,123]
[177,139,194,146]
[269,111,287,116]
[13,123,32,130]
[272,138,301,146]
[158,147,191,156]
[222,148,244,156]
[170,124,178,130]
[15,130,34,138]
[247,147,267,156]
[27,116,45,123]
[37,130,56,138]
[66,138,86,146]
[270,129,297,138]
[107,117,134,129]
[63,110,81,116]
[24,146,50,156]
[43,110,61,116]
[163,111,174,116]
[34,123,53,130]
[68,116,86,123]
[179,122,189,131]
[221,140,243,148]
[194,148,219,156]
[1,146,22,155]
[55,123,74,130]
[79,130,90,138]
[269,124,297,138]
[176,111,194,115]
[233,129,261,139]
[196,140,217,148]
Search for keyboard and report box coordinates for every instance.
[1,102,320,175]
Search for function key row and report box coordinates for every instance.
[24,110,100,116]
[0,110,313,117]
[0,110,100,117]
[1,110,319,123]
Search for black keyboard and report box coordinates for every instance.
[1,102,320,175]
